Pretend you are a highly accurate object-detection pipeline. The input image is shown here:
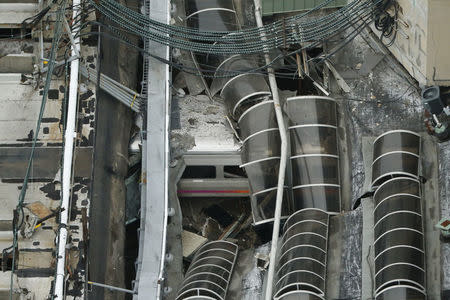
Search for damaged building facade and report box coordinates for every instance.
[0,0,449,299]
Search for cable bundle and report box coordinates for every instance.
[89,0,385,55]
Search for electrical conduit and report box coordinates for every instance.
[54,0,80,297]
[253,1,288,299]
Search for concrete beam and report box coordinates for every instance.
[0,3,37,27]
[0,54,35,73]
[0,147,93,179]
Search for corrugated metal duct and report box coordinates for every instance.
[176,241,238,300]
[372,177,426,300]
[371,130,421,188]
[274,208,329,300]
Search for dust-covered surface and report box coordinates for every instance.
[327,29,428,299]
[439,141,450,290]
[171,94,239,157]
[338,208,363,299]
[0,40,34,58]
[227,242,270,300]
[331,33,424,203]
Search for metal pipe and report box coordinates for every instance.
[80,66,141,111]
[87,281,136,294]
[254,1,288,299]
[54,0,80,297]
[100,72,140,96]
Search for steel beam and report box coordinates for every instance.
[134,0,170,298]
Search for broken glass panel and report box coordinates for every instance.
[251,187,291,224]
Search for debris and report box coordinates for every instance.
[324,60,350,93]
[201,217,222,239]
[255,252,270,270]
[181,230,207,258]
[358,53,384,76]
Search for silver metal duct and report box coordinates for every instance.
[371,130,421,188]
[274,208,329,300]
[372,177,426,299]
[176,241,238,300]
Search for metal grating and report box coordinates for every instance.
[262,0,347,16]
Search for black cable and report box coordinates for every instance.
[373,0,398,47]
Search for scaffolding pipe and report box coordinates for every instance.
[54,0,80,297]
[254,1,288,299]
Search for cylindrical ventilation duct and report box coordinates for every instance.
[176,240,238,300]
[372,177,426,300]
[221,73,271,119]
[185,0,271,121]
[185,0,239,72]
[285,96,341,214]
[371,130,421,188]
[238,101,291,225]
[273,208,329,300]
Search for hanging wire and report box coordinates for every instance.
[85,0,384,55]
